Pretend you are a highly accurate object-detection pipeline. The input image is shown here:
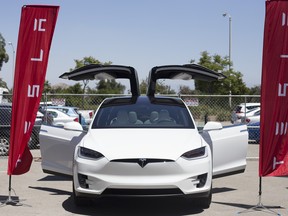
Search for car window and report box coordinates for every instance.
[247,105,260,111]
[234,106,242,113]
[246,107,259,114]
[48,111,58,118]
[92,102,194,129]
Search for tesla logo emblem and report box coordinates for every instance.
[138,158,148,168]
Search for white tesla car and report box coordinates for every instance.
[39,64,248,208]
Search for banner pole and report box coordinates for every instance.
[0,175,29,206]
[238,176,281,215]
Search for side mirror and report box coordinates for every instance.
[203,121,223,131]
[63,121,84,132]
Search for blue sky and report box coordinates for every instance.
[0,0,265,91]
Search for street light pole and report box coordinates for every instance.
[223,13,232,107]
[8,42,15,88]
[223,13,231,71]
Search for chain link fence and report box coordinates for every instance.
[0,93,261,157]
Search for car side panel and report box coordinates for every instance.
[201,124,248,178]
[39,124,85,176]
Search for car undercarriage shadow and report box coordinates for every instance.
[62,196,205,216]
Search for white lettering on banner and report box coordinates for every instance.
[31,49,43,62]
[33,19,46,31]
[15,154,22,168]
[275,122,288,135]
[280,55,288,58]
[27,85,40,97]
[24,121,31,134]
[273,156,284,170]
[278,83,288,96]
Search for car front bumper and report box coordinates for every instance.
[73,153,212,198]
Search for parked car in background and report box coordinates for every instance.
[78,109,94,125]
[42,108,79,126]
[231,103,260,124]
[247,121,260,143]
[40,64,248,208]
[240,107,260,124]
[242,109,260,124]
[43,106,86,126]
[0,87,9,103]
[0,103,41,156]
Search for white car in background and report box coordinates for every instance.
[242,110,261,124]
[231,103,260,124]
[43,108,79,126]
[240,107,261,124]
[39,64,248,208]
[78,109,94,125]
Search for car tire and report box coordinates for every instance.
[0,136,10,156]
[72,181,91,206]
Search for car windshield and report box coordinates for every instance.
[92,97,195,129]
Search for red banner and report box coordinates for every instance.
[8,5,59,175]
[260,0,288,176]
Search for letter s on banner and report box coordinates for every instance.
[8,5,59,175]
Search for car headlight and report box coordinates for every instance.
[181,147,207,160]
[78,147,104,160]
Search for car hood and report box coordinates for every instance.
[81,129,203,161]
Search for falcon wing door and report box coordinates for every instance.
[60,64,140,96]
[147,64,225,96]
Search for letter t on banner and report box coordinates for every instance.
[8,5,59,175]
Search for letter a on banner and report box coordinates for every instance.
[260,0,288,176]
[8,5,59,175]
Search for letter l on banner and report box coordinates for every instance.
[8,5,59,175]
[260,0,288,176]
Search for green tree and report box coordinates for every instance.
[156,80,176,94]
[192,51,249,95]
[70,56,112,70]
[96,79,125,94]
[139,78,175,95]
[0,78,8,89]
[0,33,9,71]
[178,85,200,95]
[64,83,83,94]
[249,85,261,95]
[139,79,148,95]
[43,80,52,93]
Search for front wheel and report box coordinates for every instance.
[0,136,10,156]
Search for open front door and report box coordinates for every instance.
[201,122,248,178]
[147,64,225,96]
[40,123,86,176]
[60,64,140,96]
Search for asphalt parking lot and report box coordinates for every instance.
[0,144,287,216]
